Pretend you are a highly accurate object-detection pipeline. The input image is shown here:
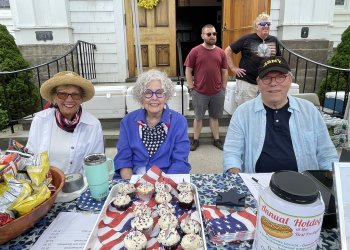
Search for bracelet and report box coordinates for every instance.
[188,88,193,93]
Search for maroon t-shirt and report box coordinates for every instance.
[184,45,227,96]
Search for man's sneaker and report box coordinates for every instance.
[190,139,199,151]
[213,139,223,150]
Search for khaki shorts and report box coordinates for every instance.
[235,79,259,106]
[192,89,225,120]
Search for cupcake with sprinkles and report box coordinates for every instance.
[177,182,192,193]
[158,213,178,230]
[111,193,132,211]
[117,182,136,197]
[157,227,181,250]
[155,191,172,204]
[180,233,203,250]
[155,181,172,193]
[178,191,194,210]
[133,202,152,217]
[180,218,201,234]
[136,182,155,201]
[157,202,176,217]
[123,230,147,250]
[131,214,154,237]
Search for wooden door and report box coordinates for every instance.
[124,0,176,78]
[222,0,271,75]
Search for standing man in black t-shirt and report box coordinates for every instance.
[225,13,281,106]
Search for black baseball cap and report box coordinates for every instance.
[258,56,291,78]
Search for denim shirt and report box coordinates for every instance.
[223,94,338,173]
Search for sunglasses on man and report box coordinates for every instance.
[205,32,217,37]
[258,22,271,27]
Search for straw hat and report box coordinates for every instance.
[40,71,95,102]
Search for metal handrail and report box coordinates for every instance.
[0,40,97,132]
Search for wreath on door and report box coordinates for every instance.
[138,0,161,9]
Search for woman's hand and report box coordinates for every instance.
[228,167,241,174]
[120,168,133,179]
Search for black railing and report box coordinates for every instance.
[280,41,350,117]
[0,40,97,132]
[176,37,186,115]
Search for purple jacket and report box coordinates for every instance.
[114,106,191,178]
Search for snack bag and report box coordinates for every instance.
[0,153,21,181]
[24,151,50,186]
[6,139,33,157]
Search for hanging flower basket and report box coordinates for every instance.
[138,0,161,10]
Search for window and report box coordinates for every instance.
[0,0,10,8]
[335,0,345,5]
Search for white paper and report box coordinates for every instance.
[239,172,273,200]
[31,212,98,250]
[130,174,190,184]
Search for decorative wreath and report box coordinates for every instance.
[138,0,161,9]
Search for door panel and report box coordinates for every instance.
[222,0,271,75]
[125,0,176,78]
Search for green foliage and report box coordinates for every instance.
[0,24,40,127]
[318,25,350,105]
[0,108,9,130]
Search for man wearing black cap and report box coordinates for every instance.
[223,56,338,174]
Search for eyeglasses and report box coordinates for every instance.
[56,92,82,100]
[258,22,271,27]
[260,74,289,85]
[144,89,166,99]
[205,32,217,37]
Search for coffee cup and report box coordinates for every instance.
[84,153,115,201]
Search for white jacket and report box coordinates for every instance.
[26,108,104,174]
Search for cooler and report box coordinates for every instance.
[83,85,127,118]
[324,91,345,113]
[224,81,237,115]
[126,86,142,113]
[288,83,299,95]
[167,85,189,115]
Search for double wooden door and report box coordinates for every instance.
[124,0,270,78]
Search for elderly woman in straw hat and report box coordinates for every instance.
[26,71,104,174]
[114,69,191,179]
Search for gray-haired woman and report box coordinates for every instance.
[114,69,191,179]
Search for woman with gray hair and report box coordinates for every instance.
[114,69,191,179]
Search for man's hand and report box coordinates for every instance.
[232,67,246,78]
[228,167,241,174]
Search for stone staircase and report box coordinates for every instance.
[0,109,232,150]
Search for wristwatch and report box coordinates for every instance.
[188,88,193,93]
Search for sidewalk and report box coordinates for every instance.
[105,143,224,175]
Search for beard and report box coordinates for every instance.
[205,38,216,46]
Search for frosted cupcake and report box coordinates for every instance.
[180,218,201,234]
[155,182,172,193]
[131,215,153,236]
[111,193,132,211]
[157,227,181,250]
[158,213,178,230]
[155,191,172,204]
[178,191,194,210]
[157,202,176,217]
[133,203,152,217]
[177,182,192,193]
[180,233,203,250]
[136,182,155,201]
[117,183,136,196]
[123,230,147,250]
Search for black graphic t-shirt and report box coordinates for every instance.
[230,33,281,84]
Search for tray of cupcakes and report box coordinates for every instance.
[84,166,206,250]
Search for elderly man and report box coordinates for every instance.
[223,56,338,174]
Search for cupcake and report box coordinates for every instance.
[157,227,181,250]
[180,233,203,250]
[178,191,194,210]
[180,218,201,234]
[177,182,192,193]
[131,215,153,236]
[133,203,152,217]
[117,183,136,196]
[136,182,155,201]
[158,213,178,230]
[155,191,172,204]
[157,202,176,217]
[111,193,132,211]
[155,182,172,193]
[123,230,147,250]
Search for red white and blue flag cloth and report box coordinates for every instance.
[91,166,201,250]
[201,205,256,245]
